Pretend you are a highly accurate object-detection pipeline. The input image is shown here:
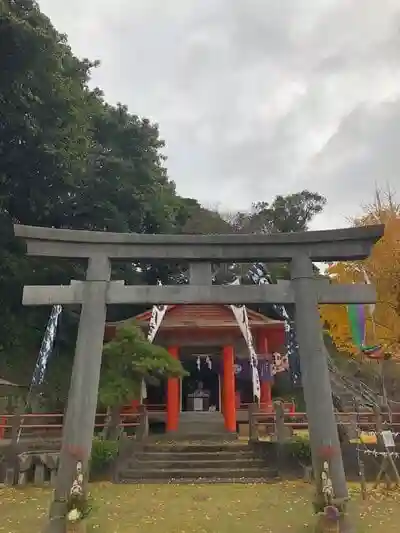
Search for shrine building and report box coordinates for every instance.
[104,304,286,433]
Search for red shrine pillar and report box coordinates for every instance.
[166,346,180,432]
[222,345,236,433]
[257,331,272,412]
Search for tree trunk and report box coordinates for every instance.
[102,406,121,440]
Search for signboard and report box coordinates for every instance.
[382,430,395,449]
[359,431,377,445]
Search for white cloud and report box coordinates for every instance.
[38,0,400,229]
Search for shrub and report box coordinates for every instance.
[285,435,312,464]
[90,437,119,474]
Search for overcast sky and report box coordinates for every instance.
[38,0,400,230]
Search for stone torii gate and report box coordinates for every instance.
[14,223,383,532]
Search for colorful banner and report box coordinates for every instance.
[247,263,300,385]
[30,304,62,387]
[347,304,366,348]
[234,359,273,383]
[19,305,62,443]
[272,352,290,374]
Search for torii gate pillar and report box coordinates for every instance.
[291,254,347,508]
[48,256,111,532]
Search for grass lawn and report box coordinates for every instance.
[1,481,400,532]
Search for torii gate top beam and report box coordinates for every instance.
[14,224,384,262]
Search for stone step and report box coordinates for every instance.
[177,426,227,432]
[128,458,265,469]
[128,450,255,461]
[178,421,225,425]
[118,477,278,485]
[116,439,271,484]
[119,467,278,481]
[179,412,224,419]
[139,443,247,453]
[177,413,227,436]
[178,423,227,430]
[148,434,238,443]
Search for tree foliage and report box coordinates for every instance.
[220,190,326,290]
[320,191,400,356]
[99,325,185,407]
[0,1,329,402]
[0,0,197,388]
[226,190,326,234]
[181,206,233,234]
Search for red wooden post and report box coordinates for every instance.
[223,345,236,432]
[0,416,6,440]
[166,346,180,432]
[260,381,272,409]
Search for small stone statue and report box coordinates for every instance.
[315,461,341,533]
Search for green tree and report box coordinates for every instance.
[228,190,327,234]
[0,0,96,228]
[181,206,233,234]
[218,191,327,320]
[0,0,196,388]
[0,0,96,382]
[77,102,185,234]
[99,324,186,438]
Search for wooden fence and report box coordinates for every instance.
[1,405,399,443]
[0,411,143,442]
[248,404,400,442]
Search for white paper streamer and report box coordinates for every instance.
[142,281,169,401]
[359,449,400,458]
[229,289,260,401]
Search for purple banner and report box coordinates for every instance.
[234,358,273,383]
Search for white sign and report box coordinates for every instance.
[194,397,203,411]
[382,430,395,448]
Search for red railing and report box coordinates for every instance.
[144,403,166,412]
[124,401,296,413]
[0,411,141,440]
[2,407,399,441]
[126,401,296,413]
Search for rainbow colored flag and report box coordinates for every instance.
[347,304,365,349]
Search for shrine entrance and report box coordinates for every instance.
[105,304,285,427]
[181,354,221,412]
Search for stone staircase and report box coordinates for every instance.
[176,411,234,440]
[327,347,380,410]
[115,441,278,484]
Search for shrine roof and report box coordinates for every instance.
[106,304,284,331]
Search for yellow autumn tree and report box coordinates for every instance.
[320,191,400,357]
